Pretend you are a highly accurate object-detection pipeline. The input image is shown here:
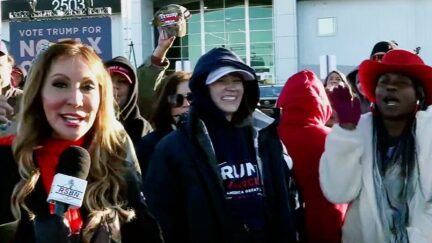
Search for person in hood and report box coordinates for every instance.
[143,47,300,243]
[320,49,432,242]
[105,56,153,144]
[277,70,347,243]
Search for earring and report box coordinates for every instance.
[415,100,420,112]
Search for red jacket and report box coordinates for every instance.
[277,70,347,243]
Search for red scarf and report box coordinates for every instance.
[36,137,86,235]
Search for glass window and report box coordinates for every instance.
[226,0,245,8]
[204,0,223,10]
[249,18,272,31]
[205,21,225,32]
[156,0,275,82]
[225,7,245,20]
[188,10,201,23]
[188,21,201,34]
[251,43,273,55]
[205,33,226,46]
[250,30,273,43]
[204,9,224,21]
[318,17,336,36]
[189,33,202,45]
[251,54,273,68]
[229,44,246,56]
[180,46,189,59]
[251,55,266,67]
[181,35,189,46]
[249,0,273,7]
[226,19,245,32]
[227,32,246,44]
[249,6,272,18]
[188,45,202,68]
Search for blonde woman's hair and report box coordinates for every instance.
[11,40,136,242]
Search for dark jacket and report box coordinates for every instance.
[0,142,163,243]
[143,48,299,243]
[136,129,172,179]
[105,56,153,144]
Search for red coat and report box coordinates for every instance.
[277,70,347,243]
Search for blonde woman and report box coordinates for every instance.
[0,40,163,242]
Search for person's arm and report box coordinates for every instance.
[137,31,175,118]
[319,124,364,203]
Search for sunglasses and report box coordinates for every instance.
[168,92,193,107]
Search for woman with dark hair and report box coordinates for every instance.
[136,71,191,178]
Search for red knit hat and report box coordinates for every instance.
[359,49,432,105]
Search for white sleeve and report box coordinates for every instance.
[319,124,364,204]
[415,107,432,201]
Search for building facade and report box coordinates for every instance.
[2,0,431,84]
[150,0,296,84]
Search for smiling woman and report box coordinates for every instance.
[0,40,163,242]
[143,47,300,243]
[42,54,100,141]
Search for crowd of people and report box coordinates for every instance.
[0,27,431,243]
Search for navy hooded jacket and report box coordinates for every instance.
[143,48,299,243]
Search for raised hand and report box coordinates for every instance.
[153,29,176,61]
[328,85,361,127]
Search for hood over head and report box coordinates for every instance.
[105,56,139,121]
[277,70,332,126]
[189,47,259,124]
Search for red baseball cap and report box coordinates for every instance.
[107,65,133,84]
